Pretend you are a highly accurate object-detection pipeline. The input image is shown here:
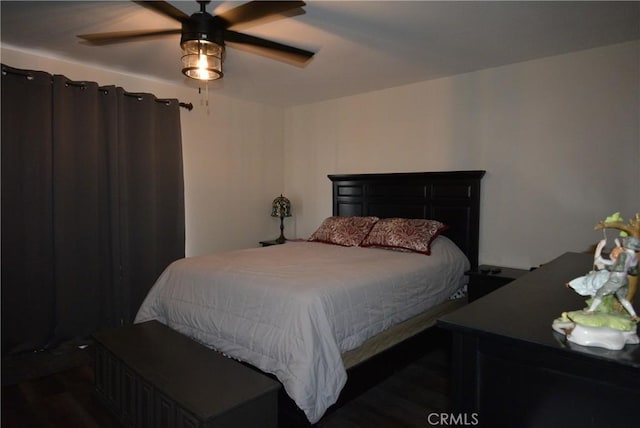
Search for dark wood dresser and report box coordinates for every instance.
[93,320,280,428]
[438,252,640,428]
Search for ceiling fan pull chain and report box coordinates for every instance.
[199,82,210,114]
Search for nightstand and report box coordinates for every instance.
[259,239,283,247]
[467,265,528,302]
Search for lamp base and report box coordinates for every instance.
[275,216,286,244]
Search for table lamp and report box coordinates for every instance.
[271,194,292,244]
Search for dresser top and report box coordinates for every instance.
[439,252,640,368]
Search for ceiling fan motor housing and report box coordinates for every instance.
[180,12,225,48]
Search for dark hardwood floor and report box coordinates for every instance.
[317,340,451,428]
[2,357,121,428]
[2,330,451,428]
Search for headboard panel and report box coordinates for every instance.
[329,170,486,270]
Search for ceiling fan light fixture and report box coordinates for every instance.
[181,39,223,81]
[79,1,314,83]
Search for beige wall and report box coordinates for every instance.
[4,41,639,269]
[1,46,285,257]
[284,41,640,269]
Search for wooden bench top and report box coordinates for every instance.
[93,320,280,421]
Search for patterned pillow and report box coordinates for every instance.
[308,216,379,247]
[361,218,448,255]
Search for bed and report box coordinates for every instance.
[135,170,485,425]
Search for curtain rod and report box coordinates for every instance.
[2,65,193,111]
[121,91,193,111]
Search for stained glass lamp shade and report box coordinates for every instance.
[271,195,292,244]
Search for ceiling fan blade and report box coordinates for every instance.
[217,1,306,28]
[78,28,182,45]
[132,1,189,23]
[225,30,314,64]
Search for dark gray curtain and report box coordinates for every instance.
[1,65,185,355]
[116,88,186,326]
[1,67,55,354]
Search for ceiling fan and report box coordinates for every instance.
[77,0,315,81]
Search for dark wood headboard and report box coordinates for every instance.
[329,170,486,270]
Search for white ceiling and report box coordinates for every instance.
[2,1,639,107]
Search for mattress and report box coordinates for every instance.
[135,236,469,423]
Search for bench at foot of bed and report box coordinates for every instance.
[93,320,280,428]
